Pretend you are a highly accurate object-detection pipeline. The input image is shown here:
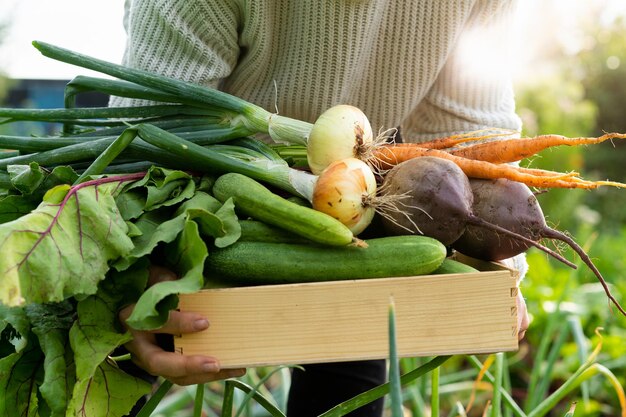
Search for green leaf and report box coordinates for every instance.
[173,192,241,247]
[25,301,76,416]
[67,359,151,417]
[113,207,186,271]
[127,218,208,330]
[7,163,79,202]
[115,189,147,221]
[70,263,149,382]
[0,180,134,306]
[0,194,37,224]
[0,304,30,357]
[0,336,44,417]
[8,162,46,195]
[145,173,195,211]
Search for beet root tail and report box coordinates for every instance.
[468,215,577,269]
[542,227,626,317]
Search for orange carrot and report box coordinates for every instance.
[448,132,626,163]
[371,145,626,190]
[406,129,517,150]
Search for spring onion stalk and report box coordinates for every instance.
[31,43,382,175]
[64,75,201,108]
[136,123,317,200]
[137,124,378,232]
[306,104,374,174]
[73,127,138,184]
[0,104,212,123]
[33,41,313,146]
[0,126,246,154]
[0,124,249,170]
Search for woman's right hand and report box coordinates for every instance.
[118,266,246,386]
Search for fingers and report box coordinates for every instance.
[148,264,178,286]
[152,310,210,335]
[516,291,530,341]
[119,305,209,335]
[124,329,246,385]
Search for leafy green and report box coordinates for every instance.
[0,165,246,415]
[28,301,76,417]
[0,337,44,417]
[0,179,134,306]
[67,360,151,417]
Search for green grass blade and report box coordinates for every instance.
[468,356,527,417]
[531,319,570,409]
[223,379,285,417]
[525,309,565,411]
[135,379,174,417]
[567,315,590,406]
[431,366,441,417]
[194,383,205,417]
[318,356,451,417]
[490,352,504,417]
[388,299,403,417]
[233,366,299,417]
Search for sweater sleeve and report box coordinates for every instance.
[401,0,522,139]
[109,0,241,107]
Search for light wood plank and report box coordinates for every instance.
[175,269,519,368]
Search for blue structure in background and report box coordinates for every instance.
[3,79,109,136]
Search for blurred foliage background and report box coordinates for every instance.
[511,10,626,417]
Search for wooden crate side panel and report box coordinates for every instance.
[175,271,518,368]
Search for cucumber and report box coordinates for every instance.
[212,172,354,246]
[239,219,309,244]
[432,258,479,274]
[205,235,446,284]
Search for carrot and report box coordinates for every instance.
[447,132,626,163]
[402,128,517,150]
[371,145,626,190]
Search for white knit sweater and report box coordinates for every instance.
[113,0,522,138]
[112,0,527,278]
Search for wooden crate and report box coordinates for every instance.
[174,257,519,368]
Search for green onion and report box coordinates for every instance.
[33,41,313,145]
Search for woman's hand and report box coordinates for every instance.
[516,290,530,341]
[118,265,246,386]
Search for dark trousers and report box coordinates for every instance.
[286,360,387,417]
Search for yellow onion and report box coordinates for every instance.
[312,158,377,235]
[307,105,373,175]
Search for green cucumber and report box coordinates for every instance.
[432,258,479,275]
[212,172,354,246]
[239,219,309,243]
[205,235,446,284]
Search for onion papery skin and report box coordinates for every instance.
[312,158,377,235]
[307,105,373,175]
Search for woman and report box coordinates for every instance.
[114,1,530,416]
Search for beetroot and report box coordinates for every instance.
[379,157,572,265]
[453,178,625,316]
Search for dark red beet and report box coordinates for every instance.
[453,178,625,316]
[379,157,573,265]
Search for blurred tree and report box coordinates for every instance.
[515,74,598,232]
[514,15,626,232]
